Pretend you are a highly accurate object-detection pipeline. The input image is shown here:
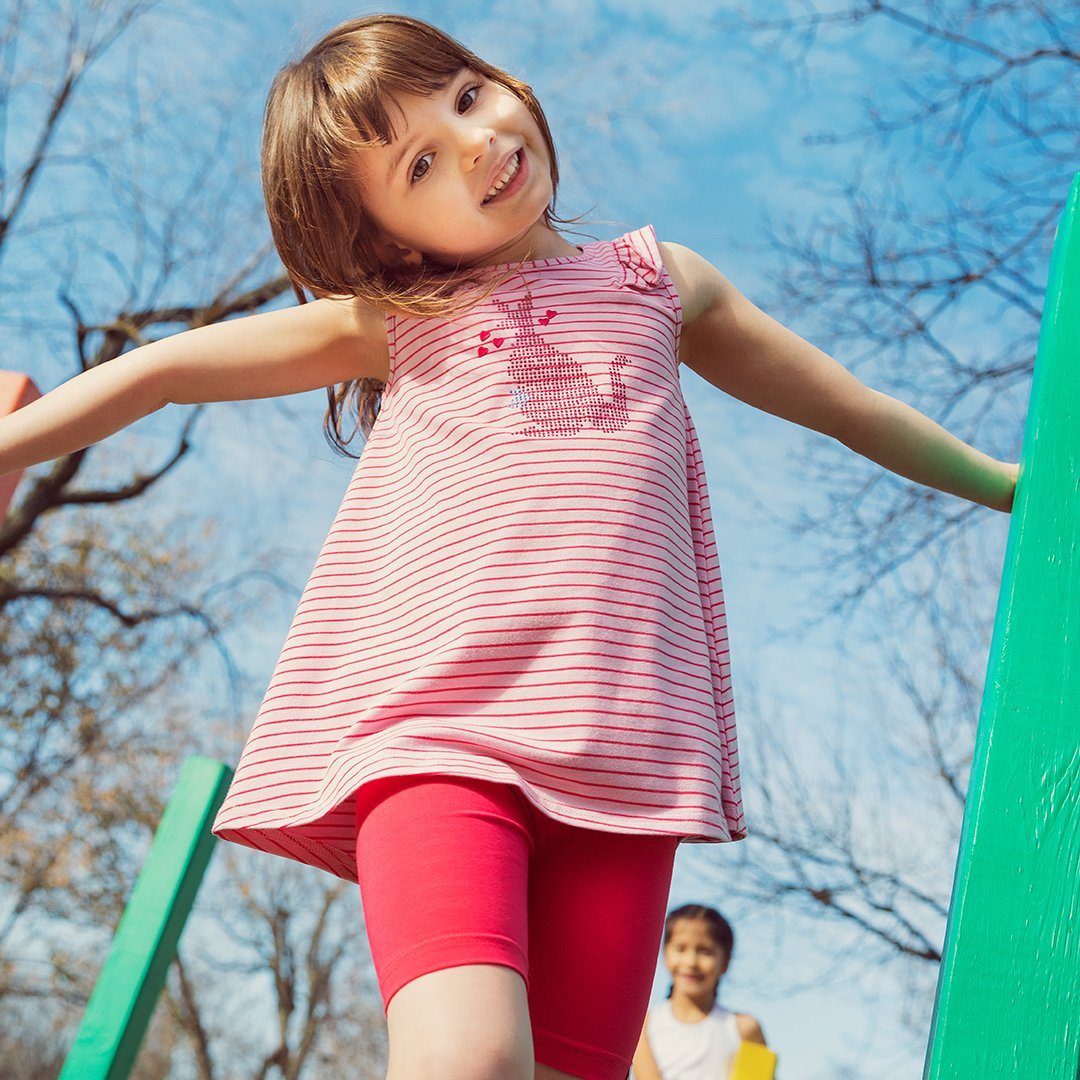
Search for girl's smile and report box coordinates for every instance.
[481,147,528,206]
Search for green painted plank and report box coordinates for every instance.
[924,173,1080,1078]
[60,756,234,1080]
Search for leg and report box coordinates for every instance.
[354,774,536,1080]
[527,816,679,1080]
[386,962,533,1080]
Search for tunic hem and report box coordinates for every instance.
[213,761,746,886]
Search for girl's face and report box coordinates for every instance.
[663,919,729,997]
[354,68,564,270]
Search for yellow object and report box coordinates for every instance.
[729,1040,778,1080]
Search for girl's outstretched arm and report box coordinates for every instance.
[659,241,1018,514]
[0,297,387,479]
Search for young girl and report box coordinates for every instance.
[631,906,768,1080]
[0,13,1017,1080]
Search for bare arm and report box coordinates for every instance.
[631,1013,665,1080]
[660,241,1017,514]
[0,297,386,478]
[736,1012,769,1045]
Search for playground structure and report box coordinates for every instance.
[0,173,1075,1078]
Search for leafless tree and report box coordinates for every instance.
[134,846,387,1080]
[712,0,1071,614]
[0,1,382,1073]
[679,0,1074,1048]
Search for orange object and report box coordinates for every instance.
[0,371,41,518]
[729,1040,778,1080]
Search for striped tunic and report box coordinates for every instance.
[212,224,747,883]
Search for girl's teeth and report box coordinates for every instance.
[485,151,520,201]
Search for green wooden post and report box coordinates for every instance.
[923,173,1080,1077]
[59,756,234,1080]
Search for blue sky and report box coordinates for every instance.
[10,0,1041,1075]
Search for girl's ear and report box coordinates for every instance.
[386,239,424,267]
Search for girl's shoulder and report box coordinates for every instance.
[320,293,391,382]
[654,238,714,328]
[734,1011,767,1043]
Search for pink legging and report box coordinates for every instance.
[354,773,679,1080]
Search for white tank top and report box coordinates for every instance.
[632,997,742,1080]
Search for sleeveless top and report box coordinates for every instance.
[211,224,747,883]
[636,999,743,1080]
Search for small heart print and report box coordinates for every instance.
[479,329,491,340]
[537,309,558,326]
[477,346,488,356]
[493,337,504,347]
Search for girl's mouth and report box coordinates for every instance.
[482,148,528,206]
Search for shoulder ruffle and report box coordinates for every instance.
[611,224,665,291]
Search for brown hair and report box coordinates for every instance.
[261,13,591,456]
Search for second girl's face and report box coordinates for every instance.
[354,68,559,270]
[663,919,729,994]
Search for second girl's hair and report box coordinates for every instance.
[662,904,735,1001]
[261,13,590,455]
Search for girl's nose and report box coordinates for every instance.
[463,128,497,167]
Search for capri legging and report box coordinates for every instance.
[354,773,680,1080]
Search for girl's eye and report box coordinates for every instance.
[409,83,483,185]
[458,83,482,113]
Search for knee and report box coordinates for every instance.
[390,1041,532,1080]
[472,1042,534,1080]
